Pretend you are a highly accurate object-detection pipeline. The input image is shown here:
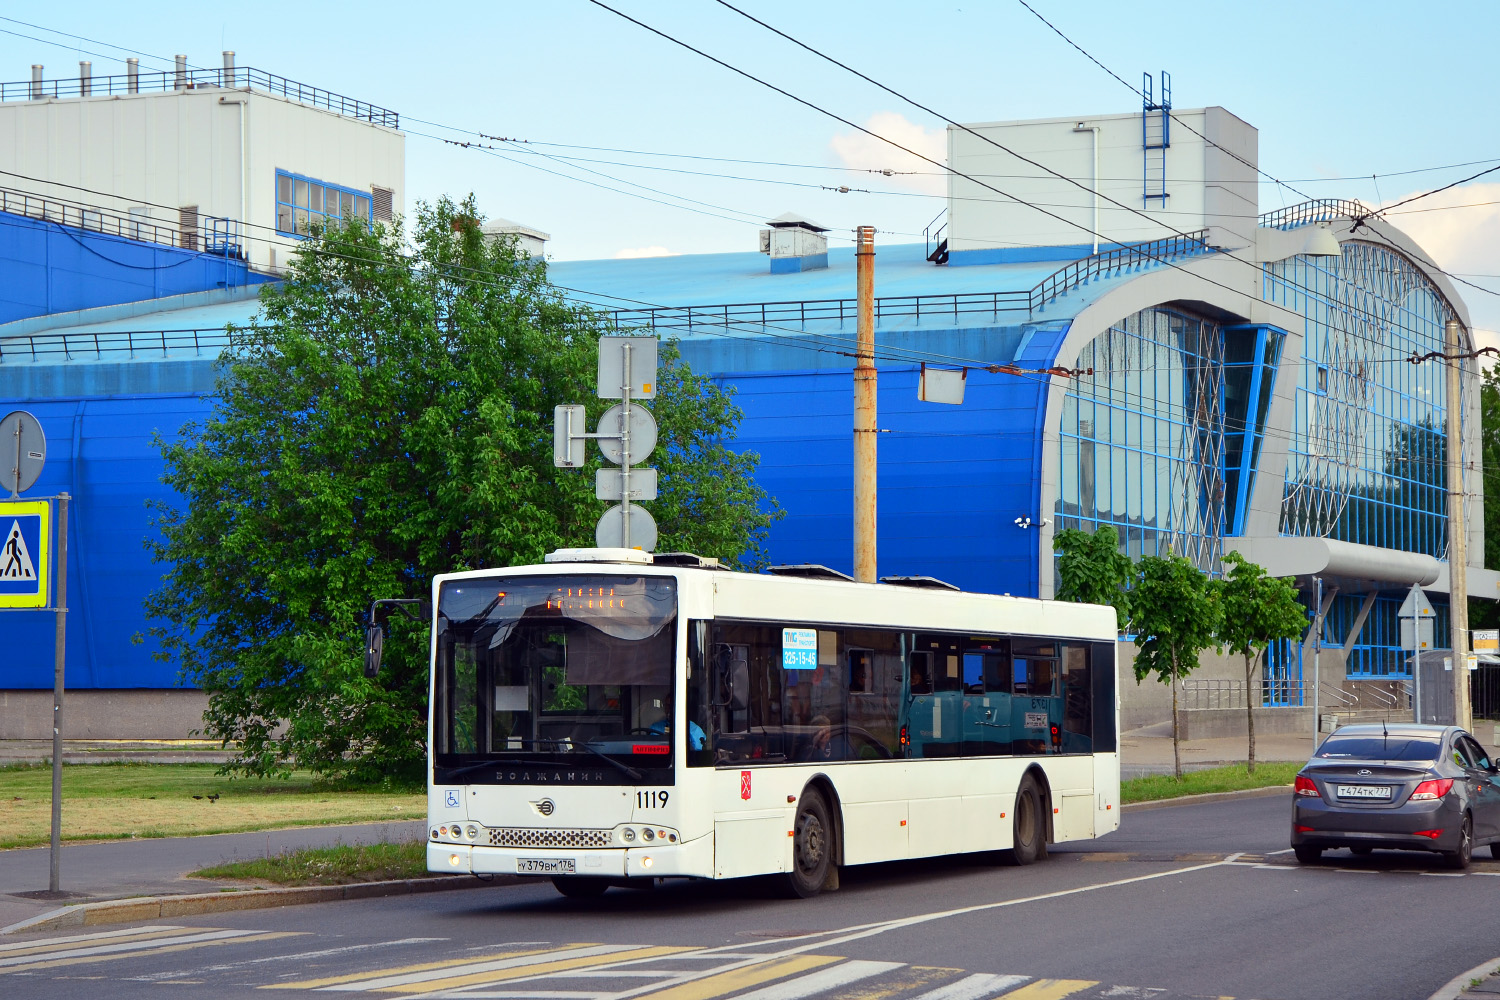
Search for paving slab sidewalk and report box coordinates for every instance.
[0,819,426,932]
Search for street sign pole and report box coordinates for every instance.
[49,492,68,894]
[620,342,632,549]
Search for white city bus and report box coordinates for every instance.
[421,547,1120,898]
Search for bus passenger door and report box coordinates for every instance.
[908,637,961,758]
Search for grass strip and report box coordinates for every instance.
[1122,761,1301,804]
[190,840,432,886]
[0,762,424,849]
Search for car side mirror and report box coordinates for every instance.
[729,657,750,713]
[363,624,385,679]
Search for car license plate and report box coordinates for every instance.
[1336,784,1392,800]
[517,858,576,875]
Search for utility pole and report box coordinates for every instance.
[853,226,877,583]
[1446,317,1472,731]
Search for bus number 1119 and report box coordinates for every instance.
[637,790,669,809]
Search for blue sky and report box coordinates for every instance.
[4,1,1499,338]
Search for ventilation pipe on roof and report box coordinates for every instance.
[29,65,42,100]
[174,54,187,91]
[221,50,235,88]
[126,58,139,93]
[79,61,91,97]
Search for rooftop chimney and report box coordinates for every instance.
[79,61,91,97]
[126,58,138,93]
[761,213,829,273]
[221,50,235,87]
[29,64,42,100]
[174,54,187,91]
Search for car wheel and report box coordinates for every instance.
[1293,844,1322,864]
[1006,774,1047,866]
[1350,846,1373,856]
[552,876,610,898]
[778,790,834,898]
[1443,815,1473,871]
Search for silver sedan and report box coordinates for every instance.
[1290,723,1500,869]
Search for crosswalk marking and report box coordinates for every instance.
[620,954,840,1000]
[908,972,1033,1000]
[0,925,198,960]
[728,959,905,1000]
[264,945,565,990]
[998,980,1099,1000]
[0,931,301,974]
[365,946,693,994]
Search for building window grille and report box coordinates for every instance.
[275,169,372,238]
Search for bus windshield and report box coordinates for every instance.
[434,575,677,774]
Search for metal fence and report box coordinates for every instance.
[0,328,242,364]
[1,66,398,128]
[1258,199,1371,232]
[0,186,242,259]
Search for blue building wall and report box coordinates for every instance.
[0,209,270,325]
[3,393,209,690]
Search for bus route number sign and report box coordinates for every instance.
[782,628,817,670]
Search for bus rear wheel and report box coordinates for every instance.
[779,791,833,898]
[1007,774,1047,866]
[552,876,611,898]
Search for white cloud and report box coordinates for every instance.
[829,111,946,196]
[613,246,680,259]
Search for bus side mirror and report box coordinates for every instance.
[710,644,749,710]
[364,624,385,679]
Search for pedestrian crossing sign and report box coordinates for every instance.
[0,500,48,608]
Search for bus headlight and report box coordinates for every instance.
[465,824,478,840]
[642,828,656,842]
[621,828,636,843]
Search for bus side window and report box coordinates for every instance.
[848,649,873,694]
[908,651,932,694]
[1061,643,1092,752]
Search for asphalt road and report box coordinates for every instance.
[3,795,1496,1000]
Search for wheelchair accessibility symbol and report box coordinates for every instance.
[444,789,461,809]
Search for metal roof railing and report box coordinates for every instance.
[604,230,1212,334]
[1258,199,1371,231]
[0,233,1215,364]
[1,65,398,128]
[0,186,244,259]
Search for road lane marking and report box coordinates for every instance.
[263,945,565,990]
[908,972,1032,1000]
[1,931,300,973]
[997,980,1098,999]
[727,959,904,1000]
[0,928,274,968]
[368,946,694,994]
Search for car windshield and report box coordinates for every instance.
[1315,735,1441,762]
[434,574,677,770]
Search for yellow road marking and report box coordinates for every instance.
[1,932,301,974]
[826,963,961,1000]
[624,955,841,1000]
[373,946,694,994]
[0,926,205,959]
[261,944,564,990]
[1000,980,1098,999]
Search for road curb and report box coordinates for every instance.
[1122,784,1291,812]
[1426,954,1500,1000]
[0,873,516,937]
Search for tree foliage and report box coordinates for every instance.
[1131,551,1223,779]
[1475,366,1500,631]
[145,197,781,783]
[1052,524,1132,630]
[1219,551,1308,773]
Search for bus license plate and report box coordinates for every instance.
[517,858,576,875]
[1336,785,1391,800]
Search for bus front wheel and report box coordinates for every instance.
[780,791,834,898]
[1007,775,1047,866]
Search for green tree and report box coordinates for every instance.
[1218,551,1308,773]
[145,196,781,783]
[1474,367,1500,632]
[1052,524,1132,630]
[1131,551,1223,779]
